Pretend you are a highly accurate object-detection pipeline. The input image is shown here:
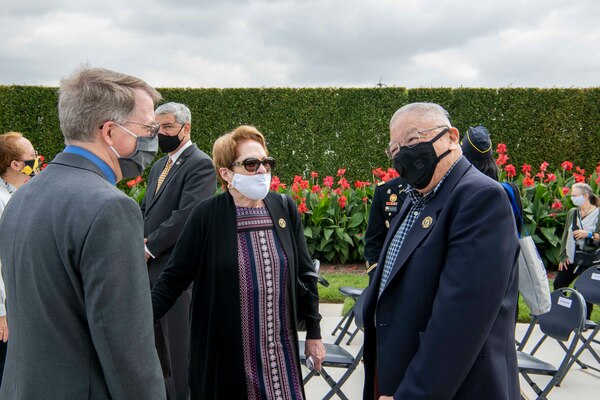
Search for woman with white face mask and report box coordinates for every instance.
[0,131,38,386]
[151,125,325,399]
[557,182,600,319]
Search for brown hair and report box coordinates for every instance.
[0,131,24,177]
[212,125,268,187]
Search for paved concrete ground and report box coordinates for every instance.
[303,303,600,400]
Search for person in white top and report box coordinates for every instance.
[0,131,37,385]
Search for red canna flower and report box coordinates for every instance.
[362,196,368,203]
[540,161,549,172]
[544,173,556,183]
[300,179,309,190]
[387,168,400,179]
[522,164,532,174]
[333,188,342,196]
[338,177,350,190]
[338,195,347,208]
[135,175,143,183]
[575,166,585,174]
[496,143,507,154]
[535,172,545,180]
[523,175,535,188]
[561,161,573,171]
[323,176,334,187]
[270,176,282,191]
[293,175,302,184]
[504,164,516,178]
[551,200,563,210]
[574,173,586,183]
[127,179,136,188]
[297,198,308,214]
[562,187,570,196]
[310,171,318,179]
[354,180,365,189]
[311,184,321,193]
[496,153,509,166]
[337,168,346,177]
[38,155,45,163]
[596,161,600,175]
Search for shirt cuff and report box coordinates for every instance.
[145,245,156,259]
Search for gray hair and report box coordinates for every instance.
[155,102,192,124]
[573,182,600,206]
[58,66,161,143]
[389,102,451,130]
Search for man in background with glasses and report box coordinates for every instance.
[141,102,216,399]
[0,67,166,399]
[362,102,520,399]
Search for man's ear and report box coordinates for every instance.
[183,122,191,136]
[100,122,116,146]
[447,127,460,150]
[10,159,22,172]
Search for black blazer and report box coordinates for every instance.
[363,158,521,399]
[141,143,216,284]
[151,191,321,399]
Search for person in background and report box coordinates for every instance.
[152,125,325,399]
[141,102,216,399]
[461,125,522,231]
[363,103,520,399]
[0,67,166,399]
[364,176,408,283]
[0,131,37,387]
[557,182,600,319]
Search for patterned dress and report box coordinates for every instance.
[236,206,304,400]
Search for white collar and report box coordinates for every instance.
[168,140,193,164]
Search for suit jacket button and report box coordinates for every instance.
[379,323,388,327]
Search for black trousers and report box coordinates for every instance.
[0,340,6,387]
[554,265,593,319]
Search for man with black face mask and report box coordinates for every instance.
[362,103,520,400]
[141,101,216,400]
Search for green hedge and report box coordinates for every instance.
[1,86,599,181]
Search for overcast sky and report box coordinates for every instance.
[1,0,599,88]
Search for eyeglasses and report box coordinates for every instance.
[385,125,449,159]
[230,157,276,172]
[122,121,161,137]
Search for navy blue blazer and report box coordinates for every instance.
[363,157,520,399]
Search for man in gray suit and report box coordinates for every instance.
[141,102,216,399]
[0,67,166,399]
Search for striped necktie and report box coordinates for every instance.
[155,157,173,194]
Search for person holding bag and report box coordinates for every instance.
[557,182,600,319]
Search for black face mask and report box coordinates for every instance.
[393,127,451,189]
[158,124,185,153]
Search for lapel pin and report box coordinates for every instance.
[278,218,286,228]
[389,194,397,202]
[422,216,433,228]
[385,220,390,228]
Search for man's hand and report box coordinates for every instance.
[379,396,393,400]
[0,316,9,342]
[305,338,326,371]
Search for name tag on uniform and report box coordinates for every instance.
[385,206,397,212]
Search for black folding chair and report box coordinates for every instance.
[553,266,600,384]
[330,286,365,345]
[300,289,366,400]
[517,288,587,399]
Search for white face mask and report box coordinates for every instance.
[572,195,585,207]
[231,172,271,200]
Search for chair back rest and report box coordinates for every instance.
[575,266,600,305]
[537,288,586,341]
[353,289,368,330]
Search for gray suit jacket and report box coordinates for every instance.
[0,152,165,400]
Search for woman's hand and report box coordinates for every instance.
[558,260,570,271]
[305,338,326,371]
[573,229,589,241]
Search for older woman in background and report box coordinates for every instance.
[0,131,37,386]
[152,125,325,399]
[557,182,600,319]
